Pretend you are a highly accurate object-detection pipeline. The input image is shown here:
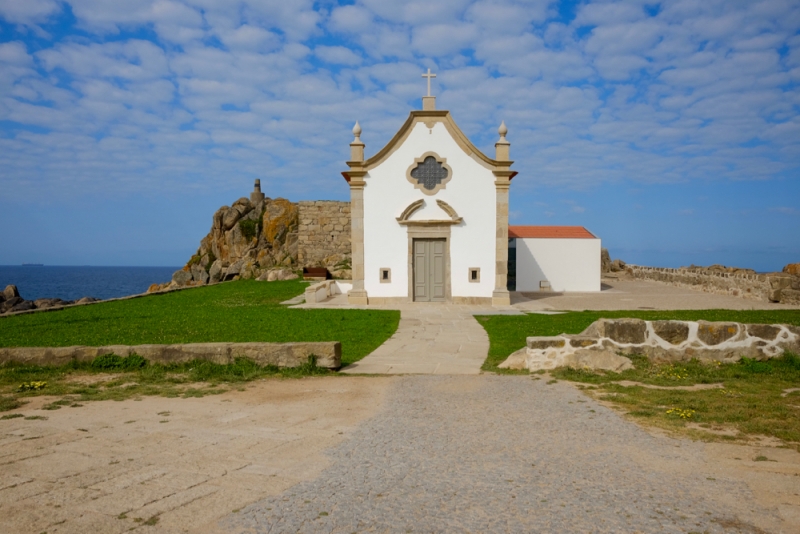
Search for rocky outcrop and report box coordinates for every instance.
[500,318,800,372]
[601,249,626,274]
[150,184,356,292]
[149,185,304,292]
[0,285,94,315]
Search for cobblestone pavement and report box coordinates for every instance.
[220,376,774,533]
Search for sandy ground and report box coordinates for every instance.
[1,376,798,533]
[0,377,390,534]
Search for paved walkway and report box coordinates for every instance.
[339,303,519,374]
[300,277,799,375]
[221,376,792,533]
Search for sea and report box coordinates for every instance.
[0,266,179,302]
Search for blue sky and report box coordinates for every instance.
[0,0,798,271]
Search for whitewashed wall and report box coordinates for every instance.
[515,238,601,292]
[363,121,497,298]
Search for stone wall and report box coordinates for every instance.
[0,342,341,369]
[500,318,800,372]
[297,201,351,276]
[626,265,800,305]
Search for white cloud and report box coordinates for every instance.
[0,0,798,205]
[0,0,60,25]
[315,45,363,66]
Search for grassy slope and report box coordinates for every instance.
[0,279,399,366]
[476,309,800,372]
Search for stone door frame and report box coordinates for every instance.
[407,226,451,302]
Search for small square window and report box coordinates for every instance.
[379,268,391,283]
[539,280,551,291]
[468,268,480,283]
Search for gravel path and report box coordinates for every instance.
[221,376,772,533]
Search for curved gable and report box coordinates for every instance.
[363,111,504,171]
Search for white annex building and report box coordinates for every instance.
[342,71,600,305]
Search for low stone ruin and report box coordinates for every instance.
[500,318,800,372]
[0,284,98,315]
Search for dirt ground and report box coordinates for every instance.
[1,376,799,533]
[0,377,391,534]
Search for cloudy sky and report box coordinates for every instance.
[1,0,798,270]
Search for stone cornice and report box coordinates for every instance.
[362,110,510,172]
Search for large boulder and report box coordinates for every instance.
[3,285,20,300]
[601,248,611,273]
[1,296,24,313]
[34,298,69,309]
[562,350,633,372]
[783,263,800,276]
[10,300,36,312]
[172,269,192,286]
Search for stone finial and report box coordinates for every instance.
[350,121,365,162]
[250,178,265,203]
[495,120,510,161]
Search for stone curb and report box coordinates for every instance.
[0,341,341,369]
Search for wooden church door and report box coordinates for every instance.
[413,238,445,302]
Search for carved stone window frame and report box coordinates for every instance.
[406,151,452,195]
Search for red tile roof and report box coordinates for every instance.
[509,225,597,239]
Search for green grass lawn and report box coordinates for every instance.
[0,279,399,366]
[476,309,800,373]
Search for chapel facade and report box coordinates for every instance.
[342,81,515,305]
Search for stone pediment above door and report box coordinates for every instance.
[396,199,463,226]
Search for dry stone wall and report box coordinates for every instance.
[298,201,352,278]
[500,318,800,372]
[625,265,800,305]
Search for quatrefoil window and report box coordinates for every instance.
[406,152,452,195]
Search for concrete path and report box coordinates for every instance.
[339,303,520,375]
[301,277,800,375]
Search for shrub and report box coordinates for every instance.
[91,354,147,371]
[239,219,259,241]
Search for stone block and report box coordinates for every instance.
[652,321,689,345]
[526,337,566,350]
[697,321,739,346]
[567,336,598,348]
[562,350,634,372]
[746,324,781,341]
[781,288,800,305]
[596,318,647,344]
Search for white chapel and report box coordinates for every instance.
[342,70,600,306]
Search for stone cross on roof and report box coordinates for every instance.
[422,68,436,97]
